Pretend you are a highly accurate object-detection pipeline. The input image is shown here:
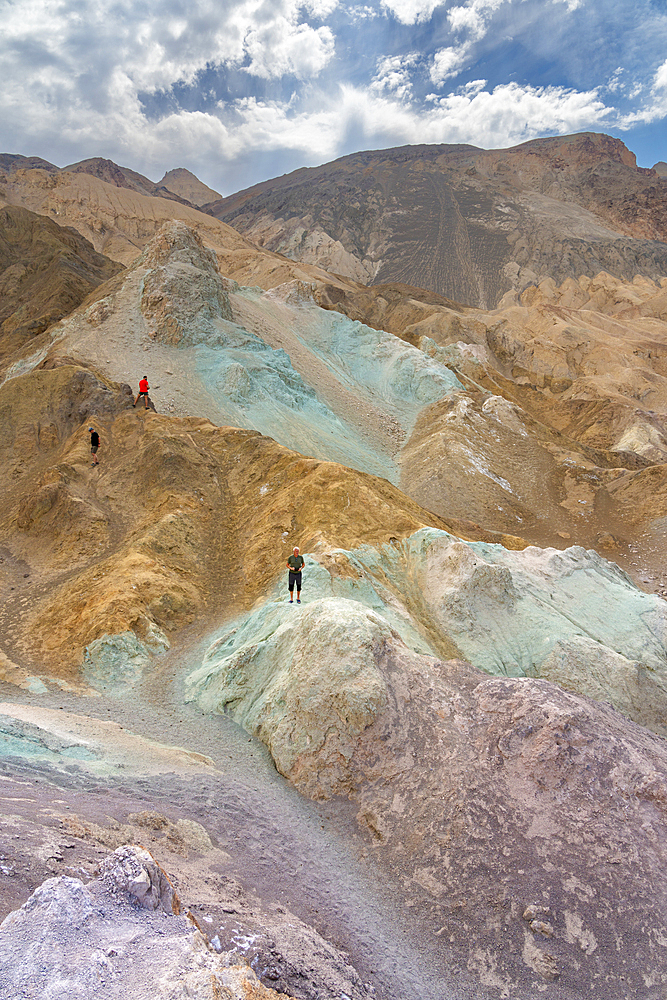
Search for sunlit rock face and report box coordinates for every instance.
[186,598,391,797]
[0,846,292,999]
[139,223,234,346]
[158,166,222,208]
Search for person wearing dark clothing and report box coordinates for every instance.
[89,427,100,466]
[133,376,150,409]
[286,546,305,603]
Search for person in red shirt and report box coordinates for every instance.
[133,376,150,409]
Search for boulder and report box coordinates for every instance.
[0,845,291,999]
[186,598,391,797]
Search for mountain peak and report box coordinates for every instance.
[513,131,638,169]
[158,167,222,207]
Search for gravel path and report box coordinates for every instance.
[0,634,489,1000]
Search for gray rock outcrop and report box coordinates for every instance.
[0,845,289,999]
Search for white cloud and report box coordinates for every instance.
[428,0,508,83]
[616,58,667,127]
[430,44,471,83]
[347,5,378,20]
[447,0,506,40]
[244,19,335,79]
[371,53,419,99]
[202,79,611,169]
[605,67,624,94]
[447,5,484,35]
[655,58,667,91]
[464,79,488,95]
[424,80,610,143]
[303,0,340,15]
[0,0,337,101]
[380,0,446,26]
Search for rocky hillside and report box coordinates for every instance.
[207,132,667,308]
[0,159,351,281]
[23,219,664,562]
[0,204,123,355]
[0,153,195,205]
[1,139,667,999]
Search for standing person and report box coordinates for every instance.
[286,546,305,604]
[89,426,100,466]
[133,375,150,409]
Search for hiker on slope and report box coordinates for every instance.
[89,426,100,466]
[133,375,150,409]
[286,546,305,604]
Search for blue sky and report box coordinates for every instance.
[1,0,666,194]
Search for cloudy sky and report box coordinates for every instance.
[2,0,666,194]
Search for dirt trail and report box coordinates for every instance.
[0,632,490,1000]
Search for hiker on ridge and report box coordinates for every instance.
[286,546,305,604]
[89,426,100,466]
[133,375,150,409]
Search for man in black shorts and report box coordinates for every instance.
[89,426,100,466]
[286,546,305,603]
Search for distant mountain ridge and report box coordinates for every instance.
[0,154,207,209]
[0,154,58,173]
[206,131,667,308]
[0,159,256,266]
[60,157,193,206]
[3,135,666,310]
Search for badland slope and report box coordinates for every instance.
[208,132,667,308]
[0,362,479,680]
[23,219,664,572]
[2,219,665,714]
[0,205,123,356]
[315,267,667,572]
[0,150,667,998]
